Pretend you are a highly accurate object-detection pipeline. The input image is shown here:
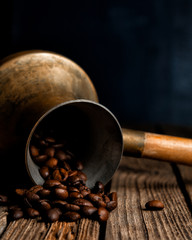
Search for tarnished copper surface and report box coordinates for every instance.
[0,51,98,153]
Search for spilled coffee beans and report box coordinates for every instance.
[0,128,118,223]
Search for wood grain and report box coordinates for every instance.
[105,156,192,240]
[0,207,8,236]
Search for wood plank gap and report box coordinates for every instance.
[171,163,192,215]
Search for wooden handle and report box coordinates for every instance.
[122,128,192,166]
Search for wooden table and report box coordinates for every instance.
[0,125,192,239]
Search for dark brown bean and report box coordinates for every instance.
[81,206,97,216]
[62,161,71,171]
[15,189,27,197]
[26,191,40,202]
[68,187,79,193]
[43,179,61,189]
[67,175,80,186]
[28,185,43,194]
[87,193,103,203]
[75,160,84,170]
[108,192,117,202]
[46,208,60,222]
[97,207,109,222]
[38,189,51,198]
[39,139,49,147]
[81,189,90,198]
[95,200,107,208]
[52,143,65,148]
[53,188,68,200]
[68,170,78,177]
[34,155,48,164]
[37,199,51,211]
[0,194,8,204]
[55,150,68,161]
[72,199,93,207]
[45,137,56,143]
[52,200,67,209]
[62,211,81,222]
[106,201,117,211]
[44,147,55,157]
[145,200,164,210]
[45,158,58,168]
[26,208,40,218]
[94,181,105,193]
[39,166,50,179]
[69,192,83,199]
[103,195,110,203]
[77,171,87,184]
[52,169,62,181]
[64,203,80,212]
[30,145,39,157]
[10,209,24,220]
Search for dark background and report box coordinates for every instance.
[1,0,192,128]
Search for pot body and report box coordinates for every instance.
[0,51,98,154]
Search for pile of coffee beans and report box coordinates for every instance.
[0,129,117,223]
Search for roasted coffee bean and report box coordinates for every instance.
[64,203,80,212]
[103,195,110,203]
[30,145,39,157]
[97,207,109,222]
[52,143,65,148]
[57,184,67,190]
[72,199,93,207]
[45,137,56,143]
[81,189,90,198]
[68,187,79,193]
[95,200,107,208]
[52,169,62,181]
[39,139,49,147]
[77,171,87,184]
[39,166,50,179]
[62,211,81,222]
[53,188,68,200]
[37,199,51,211]
[108,192,117,202]
[145,200,164,210]
[45,158,58,168]
[38,189,51,198]
[55,150,69,161]
[10,209,24,220]
[15,189,27,197]
[28,185,43,194]
[0,194,8,205]
[34,155,48,164]
[46,208,60,222]
[62,161,71,171]
[106,201,117,211]
[26,208,40,218]
[81,206,97,216]
[68,170,78,177]
[44,147,55,157]
[52,200,67,209]
[26,191,40,202]
[69,192,83,199]
[94,181,105,194]
[87,193,103,203]
[75,160,83,170]
[43,179,61,189]
[67,175,80,186]
[52,168,68,182]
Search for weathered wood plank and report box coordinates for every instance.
[76,219,100,240]
[0,207,8,236]
[105,156,192,240]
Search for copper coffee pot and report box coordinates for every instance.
[0,51,192,188]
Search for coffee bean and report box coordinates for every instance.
[37,199,51,211]
[97,207,109,222]
[145,200,164,210]
[68,187,79,193]
[34,155,48,164]
[38,189,51,198]
[68,175,80,186]
[68,170,78,177]
[26,191,40,202]
[62,211,81,222]
[10,209,24,220]
[95,200,107,208]
[39,166,50,179]
[94,181,105,194]
[81,189,90,198]
[69,192,83,199]
[45,137,56,143]
[46,208,60,222]
[52,143,65,148]
[0,194,8,204]
[30,145,39,157]
[72,199,93,207]
[55,150,68,161]
[106,201,117,211]
[75,160,84,170]
[103,195,110,203]
[28,185,43,194]
[53,188,68,200]
[43,179,61,189]
[81,206,97,216]
[45,158,58,168]
[52,169,62,181]
[26,208,40,218]
[87,193,103,203]
[15,189,27,197]
[52,200,67,209]
[77,171,87,184]
[64,203,80,212]
[108,192,117,202]
[62,161,71,171]
[44,147,55,157]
